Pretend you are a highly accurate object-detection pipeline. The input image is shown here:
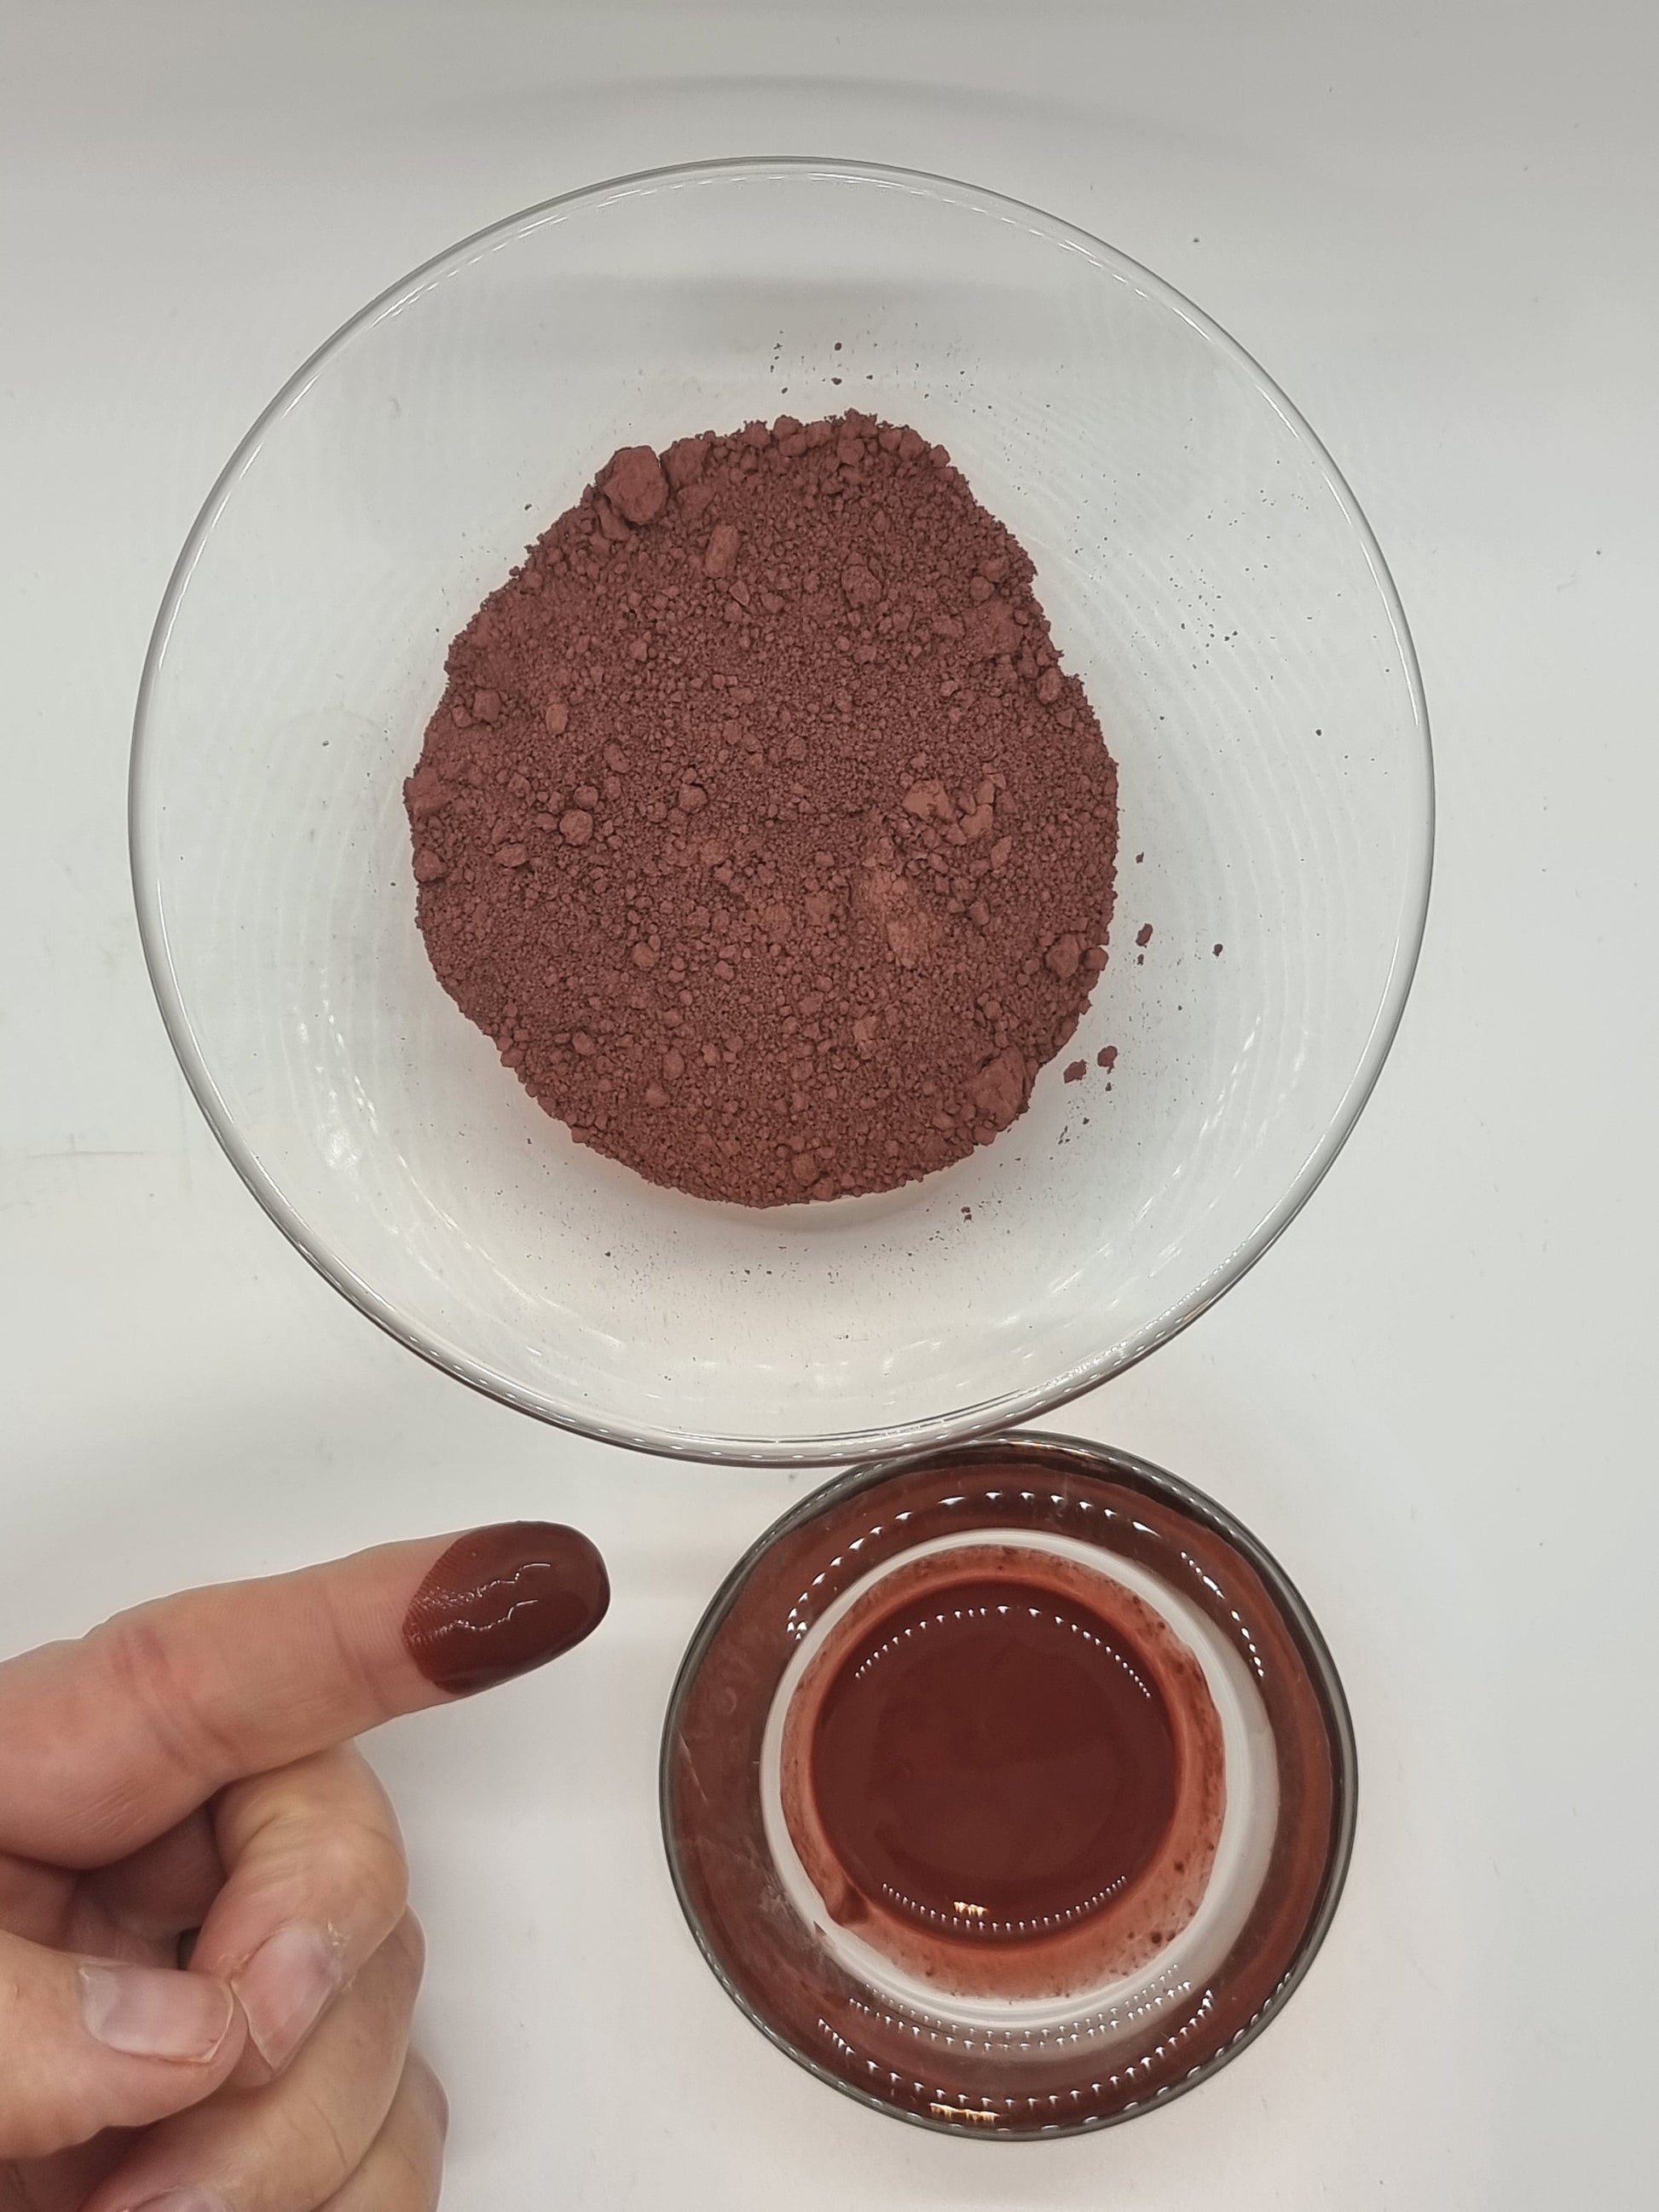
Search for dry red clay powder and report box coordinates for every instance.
[406,413,1118,1205]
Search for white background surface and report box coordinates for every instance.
[2,3,1655,2204]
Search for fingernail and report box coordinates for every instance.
[234,1924,344,2073]
[402,1522,610,1696]
[126,2192,230,2211]
[78,1961,234,2063]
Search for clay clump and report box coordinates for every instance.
[407,414,1118,1204]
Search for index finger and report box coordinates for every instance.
[0,1522,608,1867]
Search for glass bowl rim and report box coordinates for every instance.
[129,154,1435,1470]
[657,1429,1360,2137]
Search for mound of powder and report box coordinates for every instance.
[406,413,1118,1205]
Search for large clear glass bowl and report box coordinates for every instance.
[130,159,1431,1466]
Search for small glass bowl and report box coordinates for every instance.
[661,1432,1356,2136]
[130,159,1431,1464]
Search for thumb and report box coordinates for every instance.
[0,1927,246,2160]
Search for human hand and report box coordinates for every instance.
[0,1522,609,2212]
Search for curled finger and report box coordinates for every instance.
[82,1910,425,2212]
[319,2053,448,2212]
[193,1744,408,2084]
[0,1926,242,2162]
